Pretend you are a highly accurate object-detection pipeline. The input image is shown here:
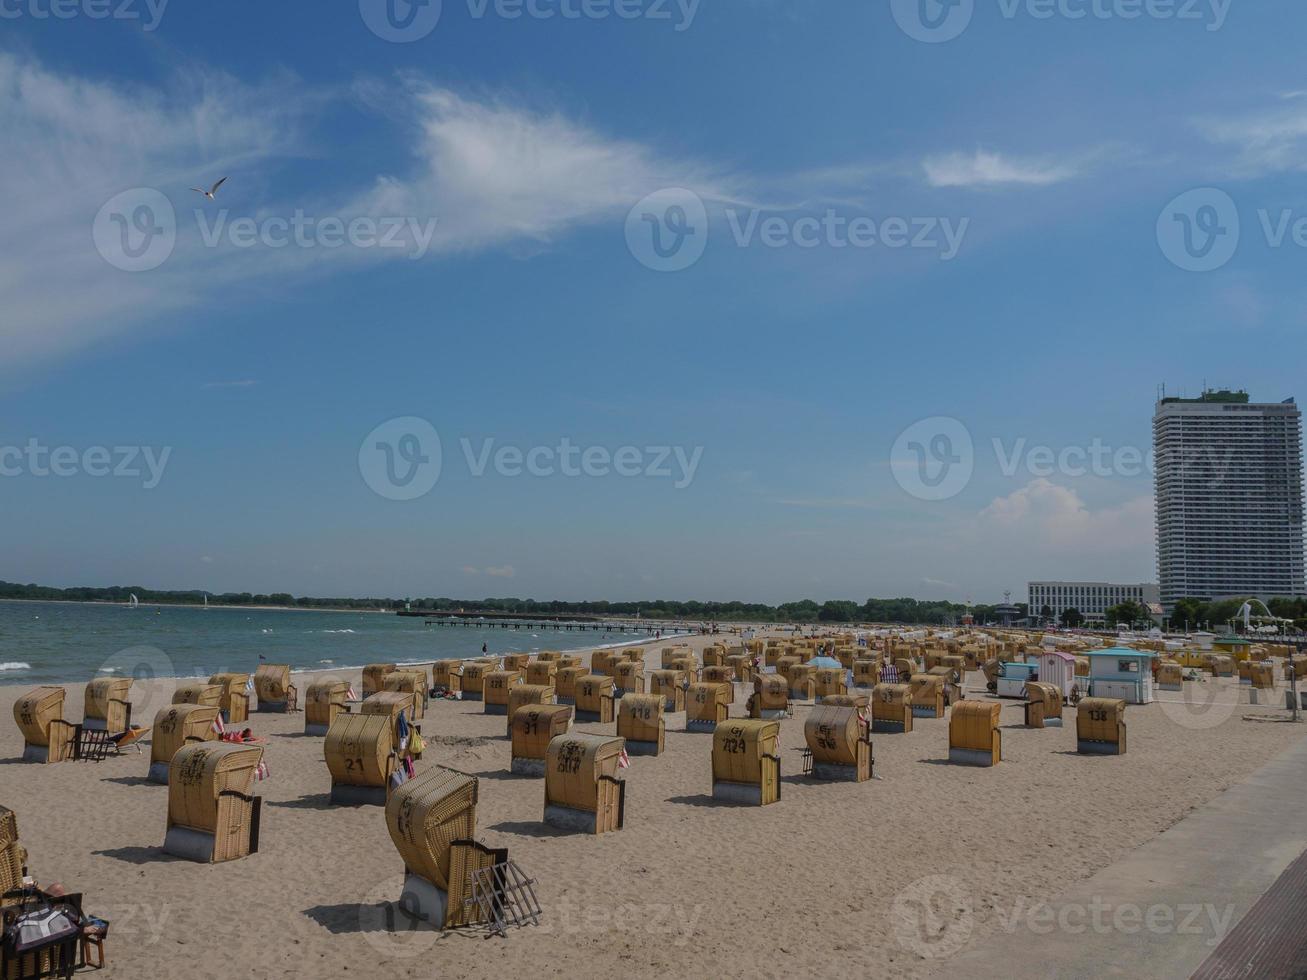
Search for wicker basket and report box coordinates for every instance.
[543,733,625,834]
[173,683,223,709]
[254,664,294,712]
[164,742,263,863]
[384,671,429,720]
[616,694,665,755]
[511,704,573,774]
[1023,681,1063,728]
[575,675,616,723]
[908,674,945,718]
[362,663,398,699]
[1077,697,1127,755]
[525,661,558,688]
[83,677,132,734]
[208,673,251,724]
[482,670,523,716]
[650,670,686,712]
[871,682,913,734]
[613,660,644,695]
[150,704,220,782]
[506,685,554,734]
[949,700,1001,767]
[14,687,76,764]
[432,660,462,693]
[711,719,780,805]
[748,675,789,719]
[555,666,586,704]
[325,713,395,804]
[385,766,500,928]
[686,682,731,732]
[305,679,350,735]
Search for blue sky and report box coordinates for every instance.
[2,0,1305,604]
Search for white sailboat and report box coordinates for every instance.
[128,593,139,609]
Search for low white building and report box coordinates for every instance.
[1027,581,1160,624]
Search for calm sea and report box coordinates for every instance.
[0,600,663,684]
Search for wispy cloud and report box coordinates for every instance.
[922,149,1084,188]
[1195,99,1307,176]
[0,54,312,374]
[770,496,882,511]
[347,84,734,254]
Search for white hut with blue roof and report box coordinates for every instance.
[1087,647,1156,704]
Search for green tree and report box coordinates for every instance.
[1059,607,1083,627]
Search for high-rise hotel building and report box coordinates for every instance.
[1153,389,1305,607]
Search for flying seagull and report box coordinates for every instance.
[190,177,228,200]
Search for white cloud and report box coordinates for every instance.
[346,84,731,254]
[484,565,516,578]
[977,478,1153,553]
[1195,102,1307,176]
[922,149,1082,188]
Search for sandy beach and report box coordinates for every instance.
[3,633,1304,979]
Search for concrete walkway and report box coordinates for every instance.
[935,727,1307,980]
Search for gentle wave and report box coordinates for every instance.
[0,662,32,672]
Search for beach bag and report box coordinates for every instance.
[408,730,425,757]
[6,902,81,954]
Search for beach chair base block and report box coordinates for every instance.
[543,803,602,833]
[398,873,449,929]
[556,695,575,705]
[147,761,171,783]
[329,784,387,806]
[462,692,483,702]
[623,739,660,757]
[1078,740,1124,755]
[811,760,867,782]
[949,747,999,767]
[1042,718,1063,727]
[81,718,109,732]
[20,744,49,764]
[754,708,789,720]
[711,781,765,805]
[685,719,718,734]
[911,706,943,718]
[256,700,289,713]
[304,723,330,737]
[574,710,604,723]
[163,827,218,862]
[872,720,909,734]
[510,758,546,777]
[483,704,507,716]
[1159,682,1182,692]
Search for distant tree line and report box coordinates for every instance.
[0,581,1005,624]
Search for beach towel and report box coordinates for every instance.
[618,748,630,769]
[346,685,358,701]
[253,760,269,782]
[212,715,226,735]
[396,711,410,752]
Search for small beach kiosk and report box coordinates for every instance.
[1032,650,1078,700]
[1087,648,1156,704]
